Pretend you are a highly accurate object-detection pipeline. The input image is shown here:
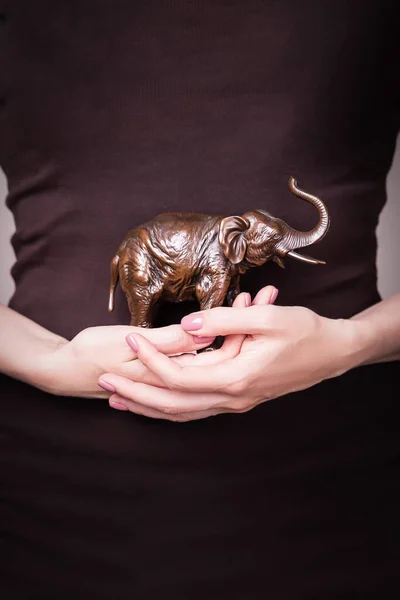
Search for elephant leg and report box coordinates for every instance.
[127,287,162,328]
[226,274,241,307]
[119,261,163,328]
[195,274,231,351]
[196,274,230,311]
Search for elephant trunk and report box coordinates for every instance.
[277,177,330,255]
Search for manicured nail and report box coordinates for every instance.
[245,293,252,307]
[110,400,129,411]
[193,335,215,344]
[269,288,279,304]
[125,334,139,352]
[181,314,203,331]
[98,380,116,393]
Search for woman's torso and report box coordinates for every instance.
[1,1,399,334]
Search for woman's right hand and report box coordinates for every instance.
[41,324,215,398]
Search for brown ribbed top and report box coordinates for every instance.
[1,1,399,336]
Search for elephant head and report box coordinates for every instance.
[218,176,330,268]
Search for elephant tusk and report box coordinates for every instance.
[287,250,326,265]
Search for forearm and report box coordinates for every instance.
[350,292,400,366]
[0,303,213,398]
[0,304,68,390]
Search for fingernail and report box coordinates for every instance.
[126,334,139,352]
[110,400,129,411]
[98,380,116,393]
[181,314,203,331]
[269,288,279,304]
[245,293,252,307]
[193,335,215,344]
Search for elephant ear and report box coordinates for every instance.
[218,216,250,264]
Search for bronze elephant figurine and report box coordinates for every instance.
[108,177,330,327]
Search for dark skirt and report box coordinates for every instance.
[1,361,399,599]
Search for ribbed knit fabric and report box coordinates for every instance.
[1,2,399,598]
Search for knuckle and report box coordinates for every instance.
[160,403,181,415]
[165,374,185,391]
[227,378,247,396]
[225,397,249,412]
[170,413,191,423]
[220,342,241,360]
[175,326,189,348]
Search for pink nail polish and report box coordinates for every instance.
[245,293,252,307]
[181,314,203,331]
[98,380,116,393]
[126,334,139,352]
[269,288,279,304]
[110,400,129,411]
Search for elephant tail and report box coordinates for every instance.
[108,253,120,312]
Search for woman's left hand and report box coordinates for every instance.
[98,286,363,421]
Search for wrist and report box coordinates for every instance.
[38,333,112,398]
[15,334,69,394]
[330,317,376,375]
[347,315,387,367]
[38,337,87,396]
[316,317,371,384]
